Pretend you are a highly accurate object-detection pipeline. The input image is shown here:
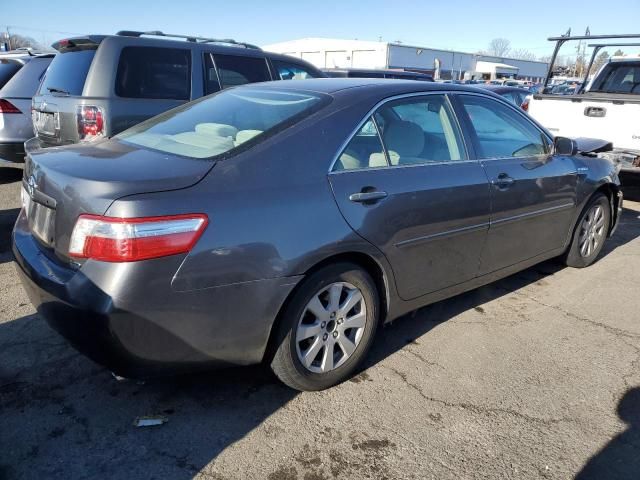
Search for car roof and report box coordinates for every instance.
[51,34,322,69]
[478,85,530,93]
[247,78,476,95]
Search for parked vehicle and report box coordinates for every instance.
[323,68,433,81]
[528,33,640,175]
[14,79,622,391]
[27,31,324,153]
[0,52,53,163]
[477,85,531,110]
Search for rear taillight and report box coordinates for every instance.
[77,105,105,140]
[69,214,208,262]
[521,97,530,112]
[0,99,21,114]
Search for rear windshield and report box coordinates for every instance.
[117,88,327,159]
[0,61,21,89]
[591,62,640,94]
[39,49,96,96]
[0,57,52,97]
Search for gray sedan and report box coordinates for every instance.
[13,79,622,391]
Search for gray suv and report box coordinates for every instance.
[27,31,324,152]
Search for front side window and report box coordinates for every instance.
[117,88,327,159]
[213,54,271,89]
[272,60,319,80]
[116,47,191,100]
[459,94,548,159]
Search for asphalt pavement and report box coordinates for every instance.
[1,163,639,480]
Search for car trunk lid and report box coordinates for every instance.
[22,139,215,261]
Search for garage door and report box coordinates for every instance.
[352,50,378,68]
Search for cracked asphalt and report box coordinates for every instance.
[1,163,639,480]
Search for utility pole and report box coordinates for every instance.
[6,26,12,50]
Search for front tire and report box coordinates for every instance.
[270,263,379,391]
[564,193,611,268]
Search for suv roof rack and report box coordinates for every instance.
[116,30,261,50]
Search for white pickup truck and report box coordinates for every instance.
[528,34,640,174]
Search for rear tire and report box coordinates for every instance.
[564,193,610,268]
[270,263,379,391]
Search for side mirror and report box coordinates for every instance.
[554,137,578,156]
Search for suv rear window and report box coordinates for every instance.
[117,87,327,159]
[116,47,191,100]
[39,50,96,95]
[0,60,22,89]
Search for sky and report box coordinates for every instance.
[3,0,640,57]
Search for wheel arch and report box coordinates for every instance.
[261,251,391,363]
[594,182,621,236]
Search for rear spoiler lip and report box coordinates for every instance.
[52,35,107,52]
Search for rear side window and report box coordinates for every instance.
[213,54,271,89]
[272,60,319,80]
[0,61,21,89]
[592,63,640,94]
[0,57,52,97]
[459,94,548,159]
[39,50,96,95]
[116,47,191,100]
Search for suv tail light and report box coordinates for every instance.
[77,105,105,140]
[521,96,530,112]
[69,214,208,262]
[0,99,21,114]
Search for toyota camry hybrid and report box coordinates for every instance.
[13,79,623,391]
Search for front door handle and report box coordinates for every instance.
[491,174,515,189]
[349,191,388,203]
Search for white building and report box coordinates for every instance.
[263,38,549,82]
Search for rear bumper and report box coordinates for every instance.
[12,210,301,378]
[0,142,25,163]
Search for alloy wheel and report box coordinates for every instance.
[579,204,605,258]
[295,282,367,373]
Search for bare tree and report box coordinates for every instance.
[487,38,511,57]
[538,55,553,63]
[3,33,45,51]
[613,49,624,57]
[590,50,609,74]
[510,48,537,61]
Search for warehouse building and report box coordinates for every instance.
[263,38,549,82]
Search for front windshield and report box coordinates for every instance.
[117,88,327,159]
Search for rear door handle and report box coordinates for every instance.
[491,174,515,189]
[349,191,388,203]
